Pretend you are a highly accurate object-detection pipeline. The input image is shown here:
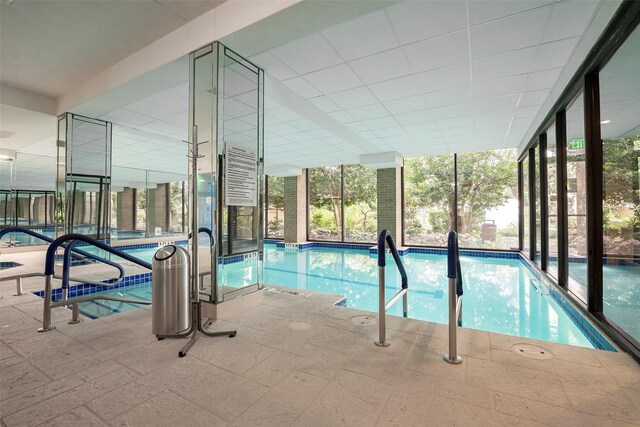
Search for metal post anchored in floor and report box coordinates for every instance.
[171,124,235,358]
[14,277,23,296]
[444,231,462,365]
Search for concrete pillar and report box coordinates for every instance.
[377,168,402,241]
[284,172,307,243]
[116,187,136,231]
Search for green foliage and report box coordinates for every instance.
[267,176,284,210]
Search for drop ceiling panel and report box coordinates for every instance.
[304,64,363,94]
[329,87,378,109]
[386,1,467,45]
[349,47,413,85]
[404,30,469,73]
[471,6,550,59]
[271,33,343,75]
[543,1,599,43]
[322,10,398,61]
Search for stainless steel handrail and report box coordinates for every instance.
[0,272,124,297]
[444,230,463,365]
[375,230,408,347]
[39,234,152,332]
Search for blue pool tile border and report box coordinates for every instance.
[273,240,520,260]
[34,272,153,302]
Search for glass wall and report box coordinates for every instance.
[599,24,640,343]
[344,164,377,242]
[266,175,284,238]
[404,155,455,246]
[457,149,519,250]
[534,145,542,262]
[308,166,342,241]
[566,93,588,301]
[546,123,558,277]
[523,154,530,255]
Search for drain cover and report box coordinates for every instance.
[288,321,311,330]
[511,343,553,360]
[351,315,377,325]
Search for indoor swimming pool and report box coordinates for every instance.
[51,242,621,350]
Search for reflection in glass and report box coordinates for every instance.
[599,25,640,343]
[546,124,558,277]
[523,154,530,255]
[534,145,541,262]
[566,93,588,301]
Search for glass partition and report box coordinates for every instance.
[57,114,112,239]
[599,24,640,343]
[566,93,588,301]
[190,42,264,303]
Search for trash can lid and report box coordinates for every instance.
[154,245,176,261]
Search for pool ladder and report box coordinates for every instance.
[374,230,408,347]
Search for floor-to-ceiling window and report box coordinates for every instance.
[343,164,377,243]
[308,166,342,241]
[522,153,530,256]
[403,155,455,246]
[565,93,588,301]
[457,149,519,250]
[546,123,558,277]
[265,175,284,238]
[599,24,640,344]
[534,145,542,262]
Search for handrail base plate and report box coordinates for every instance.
[37,326,56,333]
[374,339,390,347]
[443,354,462,364]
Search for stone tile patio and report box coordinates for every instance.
[0,270,639,426]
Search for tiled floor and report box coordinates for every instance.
[1,271,639,426]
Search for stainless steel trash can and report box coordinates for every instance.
[152,245,190,336]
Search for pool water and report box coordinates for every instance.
[60,243,610,349]
[263,245,595,349]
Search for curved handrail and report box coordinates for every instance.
[61,240,125,290]
[377,229,407,289]
[1,227,125,279]
[45,234,151,276]
[188,227,215,247]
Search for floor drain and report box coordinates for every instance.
[511,343,553,360]
[351,315,377,325]
[288,321,311,330]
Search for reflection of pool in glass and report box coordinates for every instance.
[569,260,640,342]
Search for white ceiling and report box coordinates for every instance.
[3,0,630,186]
[0,0,225,98]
